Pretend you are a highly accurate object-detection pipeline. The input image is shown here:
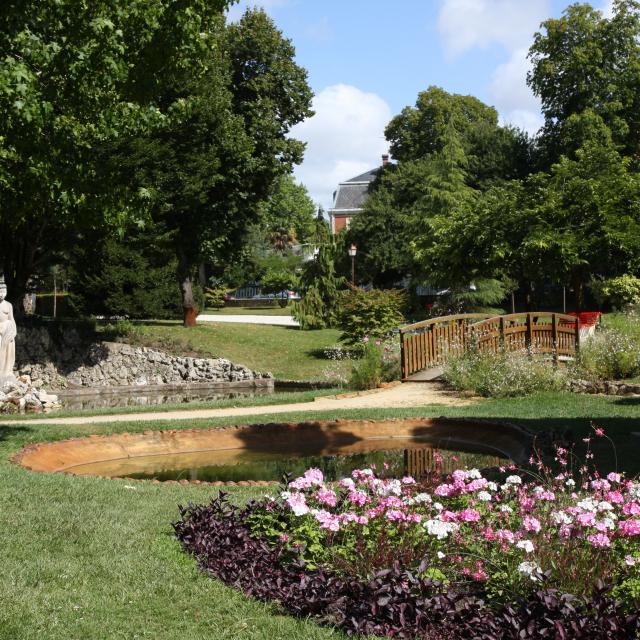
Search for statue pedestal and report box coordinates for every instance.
[0,374,17,388]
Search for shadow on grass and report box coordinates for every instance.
[0,423,34,442]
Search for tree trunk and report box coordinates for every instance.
[1,236,38,319]
[572,274,585,312]
[176,249,198,327]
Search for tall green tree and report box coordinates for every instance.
[0,0,233,307]
[108,8,313,324]
[258,175,316,244]
[528,0,640,163]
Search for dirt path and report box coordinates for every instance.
[5,382,476,427]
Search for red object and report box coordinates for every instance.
[566,311,601,326]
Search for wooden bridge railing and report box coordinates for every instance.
[400,312,581,380]
[400,314,495,379]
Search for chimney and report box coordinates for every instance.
[382,154,390,167]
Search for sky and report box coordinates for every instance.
[227,0,615,210]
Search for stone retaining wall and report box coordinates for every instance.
[569,379,640,396]
[14,325,271,391]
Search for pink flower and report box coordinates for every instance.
[587,533,611,548]
[576,512,596,527]
[401,476,416,485]
[495,529,515,545]
[434,483,455,497]
[466,478,489,492]
[348,490,370,507]
[623,502,640,516]
[522,516,541,533]
[619,519,640,536]
[279,533,290,542]
[519,497,536,513]
[385,509,406,522]
[458,508,481,523]
[607,472,622,483]
[289,468,324,489]
[314,509,340,531]
[314,488,337,507]
[286,492,310,516]
[594,427,606,437]
[606,490,624,505]
[625,555,636,566]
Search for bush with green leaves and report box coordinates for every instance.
[443,348,567,397]
[348,339,401,390]
[591,275,640,309]
[572,328,640,381]
[204,286,230,309]
[338,287,407,345]
[293,244,344,329]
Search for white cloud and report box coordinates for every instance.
[227,0,290,22]
[490,47,543,134]
[438,0,550,58]
[290,84,392,209]
[439,0,617,60]
[600,0,615,18]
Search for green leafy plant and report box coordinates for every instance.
[338,287,407,345]
[591,275,640,309]
[572,328,640,381]
[348,339,401,390]
[443,348,567,397]
[204,286,231,309]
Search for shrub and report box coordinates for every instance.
[591,275,640,309]
[348,339,401,390]
[338,287,407,345]
[443,348,567,397]
[573,328,640,380]
[204,286,230,309]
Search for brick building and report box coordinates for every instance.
[328,154,389,234]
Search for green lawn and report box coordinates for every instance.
[2,391,640,639]
[203,306,292,316]
[125,321,345,381]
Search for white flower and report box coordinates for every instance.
[477,491,492,502]
[466,469,482,480]
[487,481,498,492]
[597,501,614,512]
[551,511,573,525]
[413,493,432,504]
[629,483,640,500]
[577,498,597,512]
[424,519,459,540]
[565,479,576,488]
[500,505,514,513]
[280,491,291,500]
[433,502,444,511]
[518,561,542,581]
[600,517,616,530]
[516,540,535,553]
[506,475,523,485]
[437,551,446,559]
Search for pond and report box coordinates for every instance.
[56,384,286,411]
[90,446,509,483]
[17,418,527,485]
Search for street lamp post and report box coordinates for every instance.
[348,244,357,285]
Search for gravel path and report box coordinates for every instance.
[197,314,299,326]
[5,382,476,427]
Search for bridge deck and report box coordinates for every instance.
[405,366,443,382]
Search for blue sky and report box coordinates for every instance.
[228,0,614,208]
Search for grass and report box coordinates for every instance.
[122,321,345,381]
[202,306,292,316]
[2,391,640,638]
[0,388,340,421]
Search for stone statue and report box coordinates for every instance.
[0,282,17,383]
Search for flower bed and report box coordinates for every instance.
[174,435,640,639]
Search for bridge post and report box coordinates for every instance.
[551,313,558,366]
[525,313,533,353]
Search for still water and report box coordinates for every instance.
[72,445,509,483]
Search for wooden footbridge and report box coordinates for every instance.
[400,312,581,381]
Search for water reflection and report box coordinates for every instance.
[115,446,508,483]
[58,386,277,411]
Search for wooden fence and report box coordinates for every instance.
[400,312,581,380]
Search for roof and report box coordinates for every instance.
[330,167,380,212]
